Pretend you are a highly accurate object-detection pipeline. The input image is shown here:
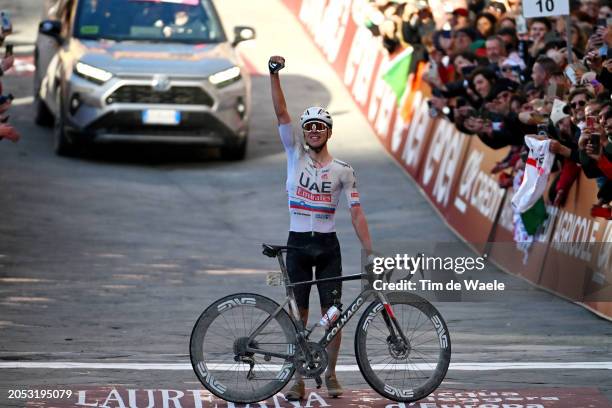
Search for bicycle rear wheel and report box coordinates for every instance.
[190,293,297,403]
[355,292,451,402]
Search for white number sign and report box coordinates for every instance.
[523,0,569,18]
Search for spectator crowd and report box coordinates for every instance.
[0,11,19,144]
[364,0,612,223]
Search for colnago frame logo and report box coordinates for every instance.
[431,315,449,349]
[361,303,384,331]
[383,384,415,398]
[326,297,364,342]
[217,297,256,312]
[195,362,227,395]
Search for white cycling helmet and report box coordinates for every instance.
[300,106,333,129]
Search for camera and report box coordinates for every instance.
[537,123,548,136]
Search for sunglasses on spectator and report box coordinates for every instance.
[570,100,587,110]
[303,121,329,132]
[501,66,520,73]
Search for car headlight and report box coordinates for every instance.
[208,66,241,88]
[74,62,113,84]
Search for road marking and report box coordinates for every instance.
[1,361,611,370]
[12,96,34,106]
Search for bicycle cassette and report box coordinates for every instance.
[295,342,328,378]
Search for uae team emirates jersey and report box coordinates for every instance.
[279,123,360,233]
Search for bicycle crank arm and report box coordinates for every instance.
[314,375,322,389]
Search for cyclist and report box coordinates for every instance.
[269,55,373,400]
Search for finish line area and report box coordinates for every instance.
[1,362,611,407]
[6,386,611,408]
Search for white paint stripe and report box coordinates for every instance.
[12,96,34,106]
[0,362,611,370]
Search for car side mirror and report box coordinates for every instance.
[232,26,255,47]
[39,20,64,45]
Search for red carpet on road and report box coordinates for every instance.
[6,55,35,77]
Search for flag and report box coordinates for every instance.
[520,197,548,236]
[399,61,427,122]
[382,46,413,105]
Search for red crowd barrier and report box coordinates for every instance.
[283,0,612,320]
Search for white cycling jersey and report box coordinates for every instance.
[279,123,360,233]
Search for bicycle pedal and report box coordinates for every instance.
[314,375,322,389]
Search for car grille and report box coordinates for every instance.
[106,85,214,106]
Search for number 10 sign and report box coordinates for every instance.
[523,0,569,18]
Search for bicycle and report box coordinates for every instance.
[190,244,451,403]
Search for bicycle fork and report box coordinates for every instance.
[376,292,411,355]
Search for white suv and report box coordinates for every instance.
[34,0,255,159]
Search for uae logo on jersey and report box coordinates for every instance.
[321,173,329,180]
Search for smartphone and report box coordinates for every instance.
[564,66,577,85]
[546,82,557,98]
[599,45,609,58]
[461,65,475,77]
[427,100,438,118]
[0,115,8,123]
[590,133,601,153]
[5,44,12,57]
[516,14,528,35]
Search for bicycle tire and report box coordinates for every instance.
[355,292,451,402]
[190,293,297,403]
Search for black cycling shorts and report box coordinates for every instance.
[286,231,342,310]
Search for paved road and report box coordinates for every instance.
[0,1,610,407]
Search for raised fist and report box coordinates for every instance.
[268,56,285,75]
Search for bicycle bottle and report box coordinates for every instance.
[319,305,341,329]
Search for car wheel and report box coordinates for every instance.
[34,94,54,127]
[53,94,78,157]
[221,138,247,161]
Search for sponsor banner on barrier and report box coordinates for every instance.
[19,386,612,407]
[542,177,612,303]
[281,0,612,319]
[445,138,508,252]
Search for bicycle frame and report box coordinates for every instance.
[246,249,409,359]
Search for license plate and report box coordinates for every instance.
[142,109,181,125]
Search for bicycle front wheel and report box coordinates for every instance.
[355,293,451,402]
[190,293,297,403]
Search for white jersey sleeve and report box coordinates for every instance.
[279,123,299,153]
[342,166,361,208]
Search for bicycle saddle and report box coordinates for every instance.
[261,243,303,257]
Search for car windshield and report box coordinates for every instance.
[74,0,225,43]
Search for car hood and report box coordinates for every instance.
[75,40,238,77]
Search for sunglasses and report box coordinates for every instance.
[303,121,329,132]
[501,66,520,73]
[570,100,587,110]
